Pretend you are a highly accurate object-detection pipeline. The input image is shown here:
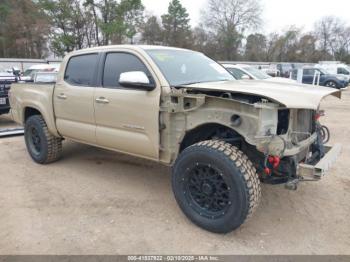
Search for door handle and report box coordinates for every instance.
[95,97,109,104]
[57,93,67,100]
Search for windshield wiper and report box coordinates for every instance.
[179,81,203,86]
[172,81,205,89]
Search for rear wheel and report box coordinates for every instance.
[325,81,338,89]
[25,115,62,164]
[172,140,261,233]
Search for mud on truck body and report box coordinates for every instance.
[10,46,342,233]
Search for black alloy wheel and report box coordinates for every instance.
[185,163,231,219]
[172,140,261,233]
[25,115,62,164]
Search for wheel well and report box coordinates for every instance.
[325,80,338,85]
[24,107,41,122]
[179,123,243,152]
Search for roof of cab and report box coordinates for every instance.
[67,45,195,56]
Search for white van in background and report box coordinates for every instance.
[316,61,350,80]
[21,64,60,82]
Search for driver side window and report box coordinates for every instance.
[103,53,153,88]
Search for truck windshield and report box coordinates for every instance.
[146,49,234,86]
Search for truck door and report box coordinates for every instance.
[94,52,160,160]
[54,53,98,143]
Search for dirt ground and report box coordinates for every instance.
[0,91,349,255]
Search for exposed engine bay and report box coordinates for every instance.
[164,88,329,188]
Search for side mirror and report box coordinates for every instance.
[119,71,155,91]
[241,75,251,80]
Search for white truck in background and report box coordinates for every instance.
[316,62,350,81]
[21,64,60,82]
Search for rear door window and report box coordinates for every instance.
[64,54,98,86]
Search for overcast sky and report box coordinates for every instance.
[142,0,350,33]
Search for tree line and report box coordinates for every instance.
[1,0,350,64]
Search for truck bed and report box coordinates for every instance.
[10,83,59,136]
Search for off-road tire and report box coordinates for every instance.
[172,140,261,233]
[25,115,62,164]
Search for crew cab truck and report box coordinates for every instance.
[10,46,342,234]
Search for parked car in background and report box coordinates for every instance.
[291,67,348,89]
[21,64,60,82]
[222,64,297,84]
[276,63,294,78]
[34,72,57,83]
[261,64,280,77]
[0,71,17,115]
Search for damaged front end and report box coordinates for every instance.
[252,105,342,190]
[161,83,341,190]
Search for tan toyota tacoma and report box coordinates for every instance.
[10,45,342,233]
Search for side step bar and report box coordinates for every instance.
[0,127,24,138]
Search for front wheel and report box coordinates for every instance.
[172,140,261,233]
[25,115,62,164]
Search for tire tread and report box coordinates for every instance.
[26,115,62,164]
[187,140,261,222]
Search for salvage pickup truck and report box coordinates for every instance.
[10,45,342,233]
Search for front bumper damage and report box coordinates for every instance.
[254,129,342,190]
[285,144,342,190]
[298,144,342,178]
